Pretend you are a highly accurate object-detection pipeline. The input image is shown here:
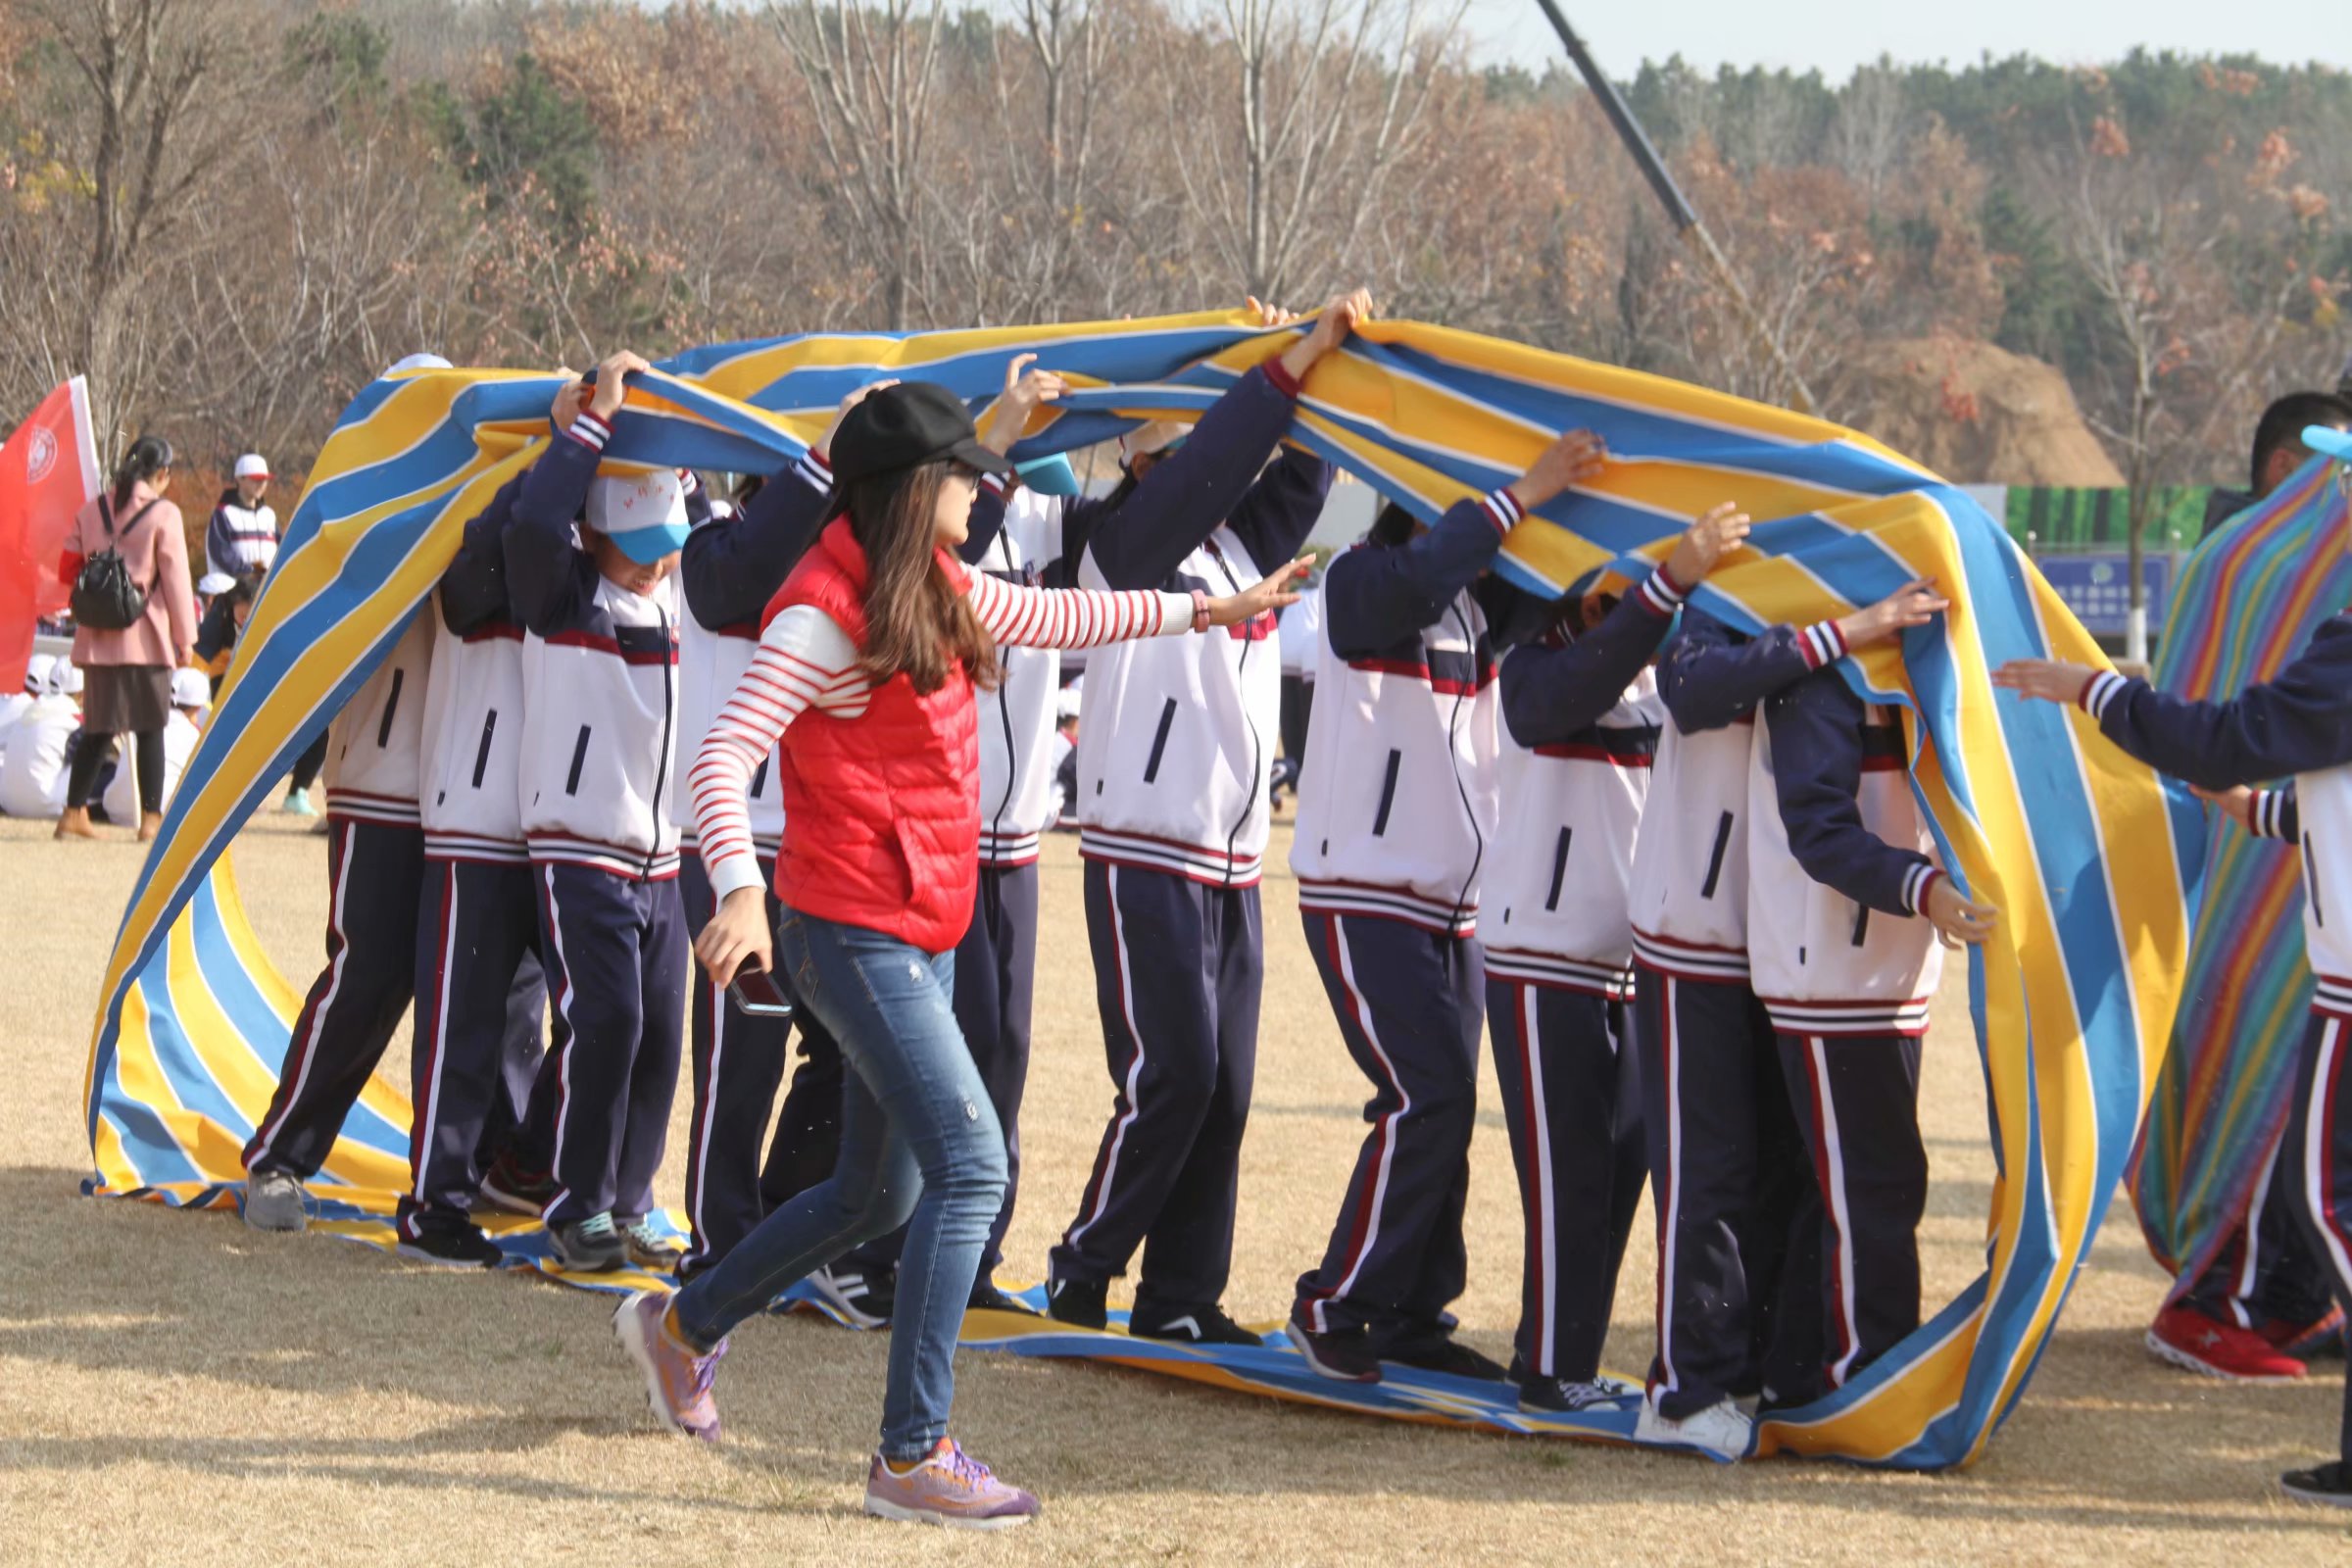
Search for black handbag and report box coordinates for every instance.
[70,494,161,632]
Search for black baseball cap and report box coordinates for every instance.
[829,381,1015,485]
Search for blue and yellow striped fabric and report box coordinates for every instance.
[82,311,2195,1470]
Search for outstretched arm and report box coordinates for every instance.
[963,556,1310,650]
[1993,620,2352,790]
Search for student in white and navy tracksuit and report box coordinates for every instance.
[505,391,691,1261]
[1043,312,1350,1337]
[1627,607,1852,1426]
[1751,665,1946,1388]
[1483,569,1687,1407]
[393,466,595,1260]
[674,451,844,1280]
[1285,491,1523,1380]
[1998,607,2352,1502]
[206,482,279,577]
[243,611,437,1193]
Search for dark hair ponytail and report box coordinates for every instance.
[112,435,173,509]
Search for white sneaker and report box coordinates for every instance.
[243,1170,309,1232]
[1634,1396,1752,1461]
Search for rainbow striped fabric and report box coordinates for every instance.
[2130,456,2352,1288]
[82,311,2195,1470]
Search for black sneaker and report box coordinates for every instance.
[967,1281,1038,1317]
[1518,1373,1642,1413]
[2281,1460,2352,1507]
[1130,1302,1263,1346]
[1377,1331,1509,1382]
[1045,1276,1108,1331]
[808,1262,895,1329]
[548,1213,626,1272]
[1286,1311,1383,1383]
[397,1224,504,1269]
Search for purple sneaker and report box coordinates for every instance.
[863,1439,1041,1530]
[613,1290,726,1442]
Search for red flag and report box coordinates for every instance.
[0,376,100,691]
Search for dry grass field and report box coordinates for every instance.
[4,808,2349,1565]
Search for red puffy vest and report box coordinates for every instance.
[763,517,981,954]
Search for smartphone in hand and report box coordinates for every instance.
[729,962,795,1019]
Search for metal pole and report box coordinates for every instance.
[1528,1,1819,417]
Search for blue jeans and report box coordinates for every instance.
[673,906,1007,1461]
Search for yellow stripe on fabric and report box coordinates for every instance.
[96,444,539,1068]
[217,859,305,1020]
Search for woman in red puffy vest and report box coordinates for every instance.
[611,379,1303,1530]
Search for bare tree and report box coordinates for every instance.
[1830,60,1910,205]
[769,0,950,329]
[26,0,273,454]
[2050,115,2322,659]
[1160,0,1462,302]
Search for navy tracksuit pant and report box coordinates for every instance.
[1295,911,1482,1339]
[1774,1030,1928,1390]
[677,848,844,1277]
[399,857,568,1239]
[2180,1127,2336,1331]
[758,861,1038,1291]
[2281,1009,2352,1466]
[1635,965,1825,1417]
[246,818,427,1179]
[1054,860,1261,1314]
[536,860,688,1227]
[1489,979,1645,1383]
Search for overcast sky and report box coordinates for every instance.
[1460,0,2352,79]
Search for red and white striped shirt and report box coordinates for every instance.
[691,571,1197,901]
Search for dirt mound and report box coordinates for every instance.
[1840,337,2124,487]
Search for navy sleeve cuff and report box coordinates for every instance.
[567,411,612,452]
[1479,487,1523,539]
[793,449,832,492]
[1798,619,1849,669]
[1902,863,1941,917]
[2081,669,2130,721]
[1635,563,1691,617]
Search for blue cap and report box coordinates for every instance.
[588,470,691,564]
[1016,454,1081,497]
[2305,424,2352,464]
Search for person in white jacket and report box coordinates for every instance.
[1,660,80,818]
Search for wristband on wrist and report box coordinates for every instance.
[1191,589,1212,633]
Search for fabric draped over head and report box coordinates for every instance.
[79,312,2197,1471]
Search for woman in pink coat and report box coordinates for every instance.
[56,435,197,842]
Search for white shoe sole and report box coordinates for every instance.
[2143,1328,2303,1384]
[2280,1479,2352,1508]
[613,1294,708,1440]
[393,1241,496,1269]
[807,1271,890,1330]
[474,1181,545,1217]
[1632,1403,1750,1461]
[863,1494,1033,1530]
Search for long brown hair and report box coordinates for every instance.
[846,460,1000,696]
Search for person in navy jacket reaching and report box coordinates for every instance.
[1994,509,2352,1510]
[1750,662,1994,1392]
[1282,429,1602,1383]
[1481,500,1751,1413]
[1622,571,1948,1461]
[505,350,696,1273]
[1042,293,1362,1345]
